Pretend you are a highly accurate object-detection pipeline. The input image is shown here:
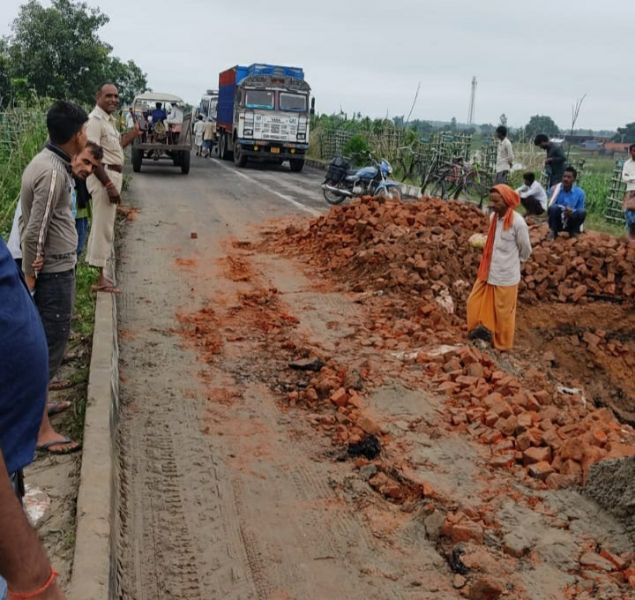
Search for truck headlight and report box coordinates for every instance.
[296,132,306,141]
[244,129,253,137]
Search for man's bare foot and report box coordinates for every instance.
[92,274,121,294]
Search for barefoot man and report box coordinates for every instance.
[467,185,532,351]
[85,83,141,292]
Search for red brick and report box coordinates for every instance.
[491,401,513,419]
[356,414,382,435]
[330,387,349,407]
[542,428,563,450]
[527,461,554,480]
[484,411,499,427]
[490,454,515,469]
[523,446,552,465]
[516,432,533,452]
[560,437,584,461]
[456,375,479,387]
[442,519,484,544]
[545,473,577,489]
[559,459,582,479]
[516,412,533,432]
[599,550,626,571]
[590,429,608,446]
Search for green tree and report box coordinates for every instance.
[106,57,148,105]
[523,114,559,139]
[613,122,635,144]
[0,40,12,107]
[449,116,457,131]
[7,0,146,105]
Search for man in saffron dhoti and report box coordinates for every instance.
[467,185,532,351]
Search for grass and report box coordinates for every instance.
[0,104,49,236]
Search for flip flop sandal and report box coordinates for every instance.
[37,437,81,455]
[47,400,72,416]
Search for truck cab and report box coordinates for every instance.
[217,64,311,172]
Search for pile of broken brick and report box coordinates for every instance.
[279,196,635,307]
[272,197,635,492]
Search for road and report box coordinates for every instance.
[114,156,456,600]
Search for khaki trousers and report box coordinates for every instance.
[86,171,122,270]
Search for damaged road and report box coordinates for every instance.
[115,158,635,600]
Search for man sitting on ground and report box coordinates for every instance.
[546,166,586,240]
[516,172,547,216]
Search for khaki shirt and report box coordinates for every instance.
[87,105,124,166]
[203,121,216,140]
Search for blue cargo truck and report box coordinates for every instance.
[216,64,311,172]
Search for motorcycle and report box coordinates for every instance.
[321,154,402,205]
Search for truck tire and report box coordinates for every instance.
[289,158,304,173]
[219,133,233,161]
[233,142,247,167]
[132,148,143,172]
[180,151,190,174]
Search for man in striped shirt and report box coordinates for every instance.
[20,100,91,455]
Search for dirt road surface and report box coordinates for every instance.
[115,157,634,600]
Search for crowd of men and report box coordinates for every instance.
[468,131,635,355]
[0,83,138,600]
[496,127,635,244]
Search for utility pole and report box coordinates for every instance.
[467,76,477,126]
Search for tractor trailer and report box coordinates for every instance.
[216,63,311,172]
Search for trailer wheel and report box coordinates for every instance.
[180,151,190,174]
[289,158,304,173]
[132,148,143,172]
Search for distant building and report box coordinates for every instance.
[603,142,630,155]
[579,139,604,151]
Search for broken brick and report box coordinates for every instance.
[527,461,554,480]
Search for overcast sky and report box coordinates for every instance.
[1,0,632,130]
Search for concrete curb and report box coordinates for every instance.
[305,157,422,199]
[67,293,119,600]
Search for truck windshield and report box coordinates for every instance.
[279,93,306,112]
[245,90,274,110]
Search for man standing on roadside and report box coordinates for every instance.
[0,238,66,600]
[85,83,140,293]
[534,133,567,187]
[621,143,635,246]
[495,126,514,184]
[21,100,90,455]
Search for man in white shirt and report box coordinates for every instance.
[516,172,547,216]
[495,126,514,184]
[467,184,531,351]
[622,144,635,245]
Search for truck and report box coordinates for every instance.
[216,64,312,172]
[198,90,218,122]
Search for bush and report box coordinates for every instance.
[342,134,371,165]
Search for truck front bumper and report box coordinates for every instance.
[237,140,308,160]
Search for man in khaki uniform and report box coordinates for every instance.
[85,83,140,292]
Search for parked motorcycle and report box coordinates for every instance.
[322,154,402,205]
